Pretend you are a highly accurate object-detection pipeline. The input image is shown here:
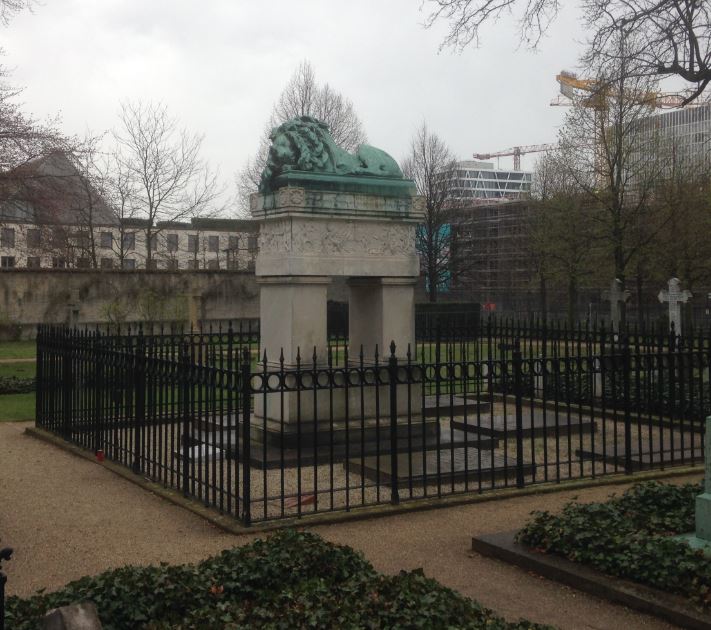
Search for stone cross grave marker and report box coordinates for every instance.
[658,277,692,337]
[602,278,630,332]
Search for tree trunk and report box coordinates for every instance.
[539,274,548,322]
[567,275,578,327]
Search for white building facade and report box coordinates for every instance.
[447,160,533,203]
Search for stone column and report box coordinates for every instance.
[348,277,416,360]
[258,276,331,365]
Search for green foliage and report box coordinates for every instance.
[0,392,35,421]
[516,481,711,607]
[7,530,552,630]
[0,375,34,394]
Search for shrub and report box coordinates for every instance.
[7,530,552,630]
[0,376,35,394]
[516,481,711,607]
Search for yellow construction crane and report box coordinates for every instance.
[473,144,555,170]
[552,70,689,109]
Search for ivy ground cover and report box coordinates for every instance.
[516,480,711,608]
[7,530,552,629]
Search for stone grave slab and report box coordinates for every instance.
[576,430,704,470]
[188,421,499,469]
[452,408,596,439]
[423,395,491,418]
[347,447,533,487]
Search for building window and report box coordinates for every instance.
[26,229,41,248]
[1,228,15,248]
[166,259,179,271]
[207,258,219,270]
[246,259,255,272]
[26,256,40,268]
[146,259,158,270]
[52,230,66,248]
[122,232,135,251]
[1,256,15,268]
[73,232,89,249]
[187,259,199,270]
[100,231,112,249]
[208,235,219,252]
[187,234,198,253]
[247,236,258,252]
[148,233,158,251]
[166,233,179,252]
[122,258,136,270]
[100,258,113,269]
[52,257,66,269]
[226,256,239,270]
[228,235,239,250]
[76,257,90,269]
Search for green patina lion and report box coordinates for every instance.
[259,116,403,193]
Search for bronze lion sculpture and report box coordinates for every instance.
[259,116,403,193]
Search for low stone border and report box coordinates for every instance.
[471,531,711,630]
[25,426,703,536]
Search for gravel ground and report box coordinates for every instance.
[0,420,699,629]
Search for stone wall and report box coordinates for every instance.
[0,269,260,338]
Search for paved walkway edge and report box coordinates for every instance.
[25,425,703,536]
[472,531,711,630]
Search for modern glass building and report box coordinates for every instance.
[447,160,533,203]
[632,102,711,172]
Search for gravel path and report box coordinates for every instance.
[1,421,697,629]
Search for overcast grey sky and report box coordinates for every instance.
[3,0,588,194]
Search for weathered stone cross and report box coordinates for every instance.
[602,278,630,332]
[658,277,692,337]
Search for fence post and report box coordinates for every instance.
[0,547,12,630]
[35,325,43,427]
[622,336,633,474]
[388,341,400,505]
[181,342,191,497]
[241,347,252,527]
[93,332,103,456]
[513,338,525,488]
[132,330,146,475]
[62,329,72,441]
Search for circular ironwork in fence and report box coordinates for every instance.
[267,373,282,391]
[299,371,314,389]
[348,368,363,387]
[317,370,331,388]
[332,369,346,388]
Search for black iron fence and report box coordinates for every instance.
[36,323,711,526]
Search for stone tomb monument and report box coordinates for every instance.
[677,416,711,555]
[659,277,692,337]
[602,278,630,332]
[250,116,427,451]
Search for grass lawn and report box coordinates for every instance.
[0,362,36,378]
[0,392,35,421]
[0,340,36,360]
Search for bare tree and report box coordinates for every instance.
[236,61,368,212]
[530,151,597,324]
[556,47,669,325]
[113,101,222,266]
[0,0,33,25]
[650,147,711,293]
[423,0,711,102]
[402,122,459,303]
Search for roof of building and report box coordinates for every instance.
[0,152,117,227]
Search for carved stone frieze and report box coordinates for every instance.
[258,218,416,258]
